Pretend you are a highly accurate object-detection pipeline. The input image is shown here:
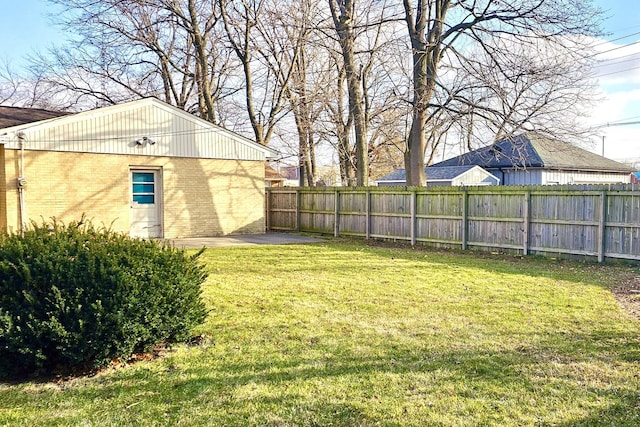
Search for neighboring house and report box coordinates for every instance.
[0,105,70,128]
[631,171,640,184]
[377,165,500,186]
[0,98,275,238]
[265,164,286,187]
[276,165,342,187]
[278,165,302,187]
[432,133,632,185]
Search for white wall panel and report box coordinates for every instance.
[2,98,272,162]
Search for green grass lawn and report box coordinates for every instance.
[1,239,640,426]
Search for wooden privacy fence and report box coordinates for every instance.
[266,185,640,262]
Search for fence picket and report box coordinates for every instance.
[266,185,640,262]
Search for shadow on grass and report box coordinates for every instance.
[4,240,638,425]
[38,327,637,426]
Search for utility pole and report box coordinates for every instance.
[596,120,640,158]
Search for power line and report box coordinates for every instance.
[602,114,640,125]
[597,65,640,77]
[593,30,640,48]
[595,120,640,128]
[593,39,640,58]
[597,54,640,67]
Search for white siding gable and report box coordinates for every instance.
[1,98,274,161]
[453,166,499,186]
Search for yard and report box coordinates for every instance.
[1,239,640,426]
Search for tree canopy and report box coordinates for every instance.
[1,0,602,186]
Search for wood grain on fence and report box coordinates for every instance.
[266,185,640,262]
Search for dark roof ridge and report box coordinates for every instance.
[0,105,70,130]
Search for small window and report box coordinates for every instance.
[132,172,155,183]
[132,172,155,204]
[133,183,155,193]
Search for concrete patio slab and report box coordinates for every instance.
[167,232,324,249]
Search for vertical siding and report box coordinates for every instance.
[542,170,630,185]
[503,170,542,185]
[6,100,268,161]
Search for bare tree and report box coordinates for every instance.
[38,0,234,121]
[463,37,598,147]
[219,0,301,146]
[321,50,357,186]
[327,0,370,185]
[268,0,327,185]
[0,60,72,110]
[401,0,602,185]
[5,0,600,188]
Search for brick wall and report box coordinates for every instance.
[2,149,265,238]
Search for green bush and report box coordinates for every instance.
[0,218,208,380]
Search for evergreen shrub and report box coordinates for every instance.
[0,218,208,379]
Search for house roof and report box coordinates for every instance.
[432,133,632,173]
[378,165,483,182]
[0,97,276,161]
[265,164,285,181]
[0,106,69,129]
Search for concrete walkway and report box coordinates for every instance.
[168,232,323,249]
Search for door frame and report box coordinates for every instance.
[129,166,164,238]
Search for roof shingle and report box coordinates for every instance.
[378,165,480,182]
[432,133,632,173]
[0,106,68,130]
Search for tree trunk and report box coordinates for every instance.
[329,0,369,186]
[187,0,216,123]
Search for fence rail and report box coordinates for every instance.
[266,184,640,262]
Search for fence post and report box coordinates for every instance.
[265,188,271,231]
[598,191,607,263]
[461,189,468,250]
[410,190,417,245]
[523,191,530,255]
[365,189,371,240]
[334,189,340,237]
[296,189,302,232]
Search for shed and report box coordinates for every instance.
[0,98,275,238]
[377,165,499,187]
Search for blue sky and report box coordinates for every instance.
[590,0,640,163]
[1,0,639,163]
[0,0,62,67]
